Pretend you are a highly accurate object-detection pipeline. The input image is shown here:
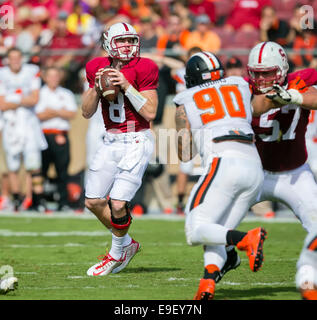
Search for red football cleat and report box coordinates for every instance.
[87,253,122,276]
[112,239,141,274]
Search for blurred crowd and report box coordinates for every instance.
[1,0,317,77]
[0,0,317,214]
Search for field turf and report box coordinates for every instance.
[0,213,306,300]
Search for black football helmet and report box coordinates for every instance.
[185,51,224,88]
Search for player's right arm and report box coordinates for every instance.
[81,67,103,119]
[175,104,197,162]
[251,93,282,116]
[81,88,99,119]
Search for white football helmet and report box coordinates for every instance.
[247,41,289,94]
[102,22,140,61]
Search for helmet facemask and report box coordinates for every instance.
[102,23,140,61]
[247,65,285,94]
[110,35,140,61]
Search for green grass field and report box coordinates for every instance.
[0,214,306,300]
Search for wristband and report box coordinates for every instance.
[125,85,147,112]
[288,89,303,105]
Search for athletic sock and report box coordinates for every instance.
[226,245,235,252]
[122,233,132,247]
[178,193,184,205]
[109,233,125,260]
[12,193,21,210]
[203,264,220,281]
[226,230,247,246]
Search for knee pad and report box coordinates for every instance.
[109,200,132,230]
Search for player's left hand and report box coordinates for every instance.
[266,84,303,105]
[266,84,292,105]
[107,69,130,91]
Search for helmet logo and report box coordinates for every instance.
[279,48,286,61]
[122,23,129,31]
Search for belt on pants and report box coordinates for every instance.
[43,129,68,135]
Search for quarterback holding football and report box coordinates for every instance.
[82,22,159,276]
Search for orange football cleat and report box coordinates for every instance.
[193,278,215,300]
[236,227,267,272]
[301,289,317,300]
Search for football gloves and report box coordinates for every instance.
[266,84,303,106]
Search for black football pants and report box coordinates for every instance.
[42,133,70,208]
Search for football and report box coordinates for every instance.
[97,67,120,101]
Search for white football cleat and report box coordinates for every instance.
[0,277,18,294]
[296,264,317,300]
[112,239,141,274]
[0,196,12,211]
[87,253,123,276]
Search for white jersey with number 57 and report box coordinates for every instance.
[173,76,255,161]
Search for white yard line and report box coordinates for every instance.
[15,272,38,275]
[20,281,293,291]
[0,210,298,223]
[0,230,110,237]
[2,242,108,248]
[221,281,295,286]
[22,284,139,290]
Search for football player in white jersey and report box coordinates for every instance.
[306,110,317,178]
[0,48,47,211]
[296,231,317,300]
[172,47,203,215]
[174,51,267,300]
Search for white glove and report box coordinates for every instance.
[266,84,303,105]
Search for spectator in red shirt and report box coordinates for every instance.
[43,11,86,92]
[225,0,272,31]
[44,11,84,68]
[188,0,216,25]
[47,0,74,19]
